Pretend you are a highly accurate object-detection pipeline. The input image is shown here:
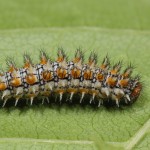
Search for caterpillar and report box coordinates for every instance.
[0,49,142,107]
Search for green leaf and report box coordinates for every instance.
[0,27,149,150]
[0,0,150,30]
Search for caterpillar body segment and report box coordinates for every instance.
[0,49,142,107]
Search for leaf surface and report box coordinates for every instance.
[0,28,149,149]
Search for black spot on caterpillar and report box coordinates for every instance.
[0,48,142,107]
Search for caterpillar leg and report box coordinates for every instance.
[90,97,93,104]
[42,97,49,104]
[80,92,85,103]
[2,98,8,107]
[30,97,34,105]
[116,99,119,107]
[46,97,49,103]
[42,98,45,104]
[59,93,63,102]
[90,93,96,104]
[67,88,78,102]
[15,97,20,106]
[124,94,130,104]
[55,89,65,103]
[98,99,103,107]
[125,94,130,102]
[1,90,11,107]
[69,92,74,102]
[111,88,124,107]
[79,88,89,103]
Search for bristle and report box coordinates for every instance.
[100,55,110,70]
[88,52,97,70]
[23,54,32,68]
[74,48,84,63]
[0,49,142,108]
[40,50,48,65]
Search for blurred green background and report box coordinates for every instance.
[0,0,150,30]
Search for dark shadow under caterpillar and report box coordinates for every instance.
[0,49,142,107]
